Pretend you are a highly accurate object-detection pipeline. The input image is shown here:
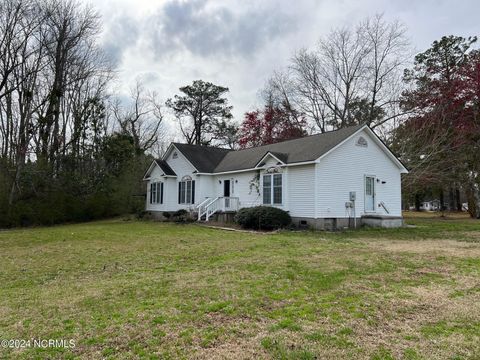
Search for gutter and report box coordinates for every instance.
[196,160,319,176]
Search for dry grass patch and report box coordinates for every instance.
[0,218,479,359]
[364,238,480,257]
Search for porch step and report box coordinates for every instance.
[197,211,237,223]
[197,197,239,222]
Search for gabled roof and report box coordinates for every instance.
[254,151,288,168]
[213,124,364,172]
[160,124,407,174]
[143,159,177,180]
[268,151,288,164]
[155,159,176,176]
[171,143,233,173]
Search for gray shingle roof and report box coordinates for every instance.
[155,159,176,176]
[171,124,364,173]
[214,124,364,172]
[172,143,233,173]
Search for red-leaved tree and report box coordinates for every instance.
[238,106,308,149]
[394,36,480,216]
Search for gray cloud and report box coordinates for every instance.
[102,13,140,65]
[149,0,298,58]
[93,0,480,135]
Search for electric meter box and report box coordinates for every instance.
[349,191,356,201]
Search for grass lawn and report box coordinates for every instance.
[0,213,479,359]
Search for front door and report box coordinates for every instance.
[223,180,230,197]
[365,176,375,212]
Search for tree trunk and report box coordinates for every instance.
[472,186,480,219]
[415,193,421,211]
[439,188,445,212]
[455,188,462,212]
[466,182,480,218]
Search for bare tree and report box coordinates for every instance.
[361,15,411,128]
[37,0,103,165]
[113,80,164,154]
[266,14,411,134]
[0,0,113,206]
[0,0,44,159]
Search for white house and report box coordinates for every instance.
[143,124,408,229]
[420,200,441,212]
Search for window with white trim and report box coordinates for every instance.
[150,182,163,204]
[263,173,282,205]
[178,176,195,204]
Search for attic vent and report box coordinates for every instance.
[356,136,368,147]
[172,151,178,159]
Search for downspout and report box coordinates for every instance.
[314,162,319,223]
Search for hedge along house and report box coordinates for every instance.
[143,124,408,230]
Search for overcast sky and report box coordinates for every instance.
[92,0,479,136]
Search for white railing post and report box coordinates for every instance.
[199,197,240,222]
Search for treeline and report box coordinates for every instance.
[0,0,162,227]
[1,0,479,227]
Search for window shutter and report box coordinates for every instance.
[150,183,153,204]
[160,182,164,204]
[192,180,195,204]
[178,182,181,204]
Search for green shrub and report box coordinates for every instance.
[170,209,193,223]
[235,206,291,230]
[162,211,171,219]
[136,210,147,219]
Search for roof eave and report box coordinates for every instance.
[363,126,409,173]
[142,160,157,180]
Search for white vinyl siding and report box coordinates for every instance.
[148,145,200,211]
[214,171,262,208]
[287,165,316,217]
[316,129,402,217]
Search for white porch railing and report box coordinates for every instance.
[197,197,239,221]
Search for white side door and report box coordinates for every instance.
[365,176,375,212]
